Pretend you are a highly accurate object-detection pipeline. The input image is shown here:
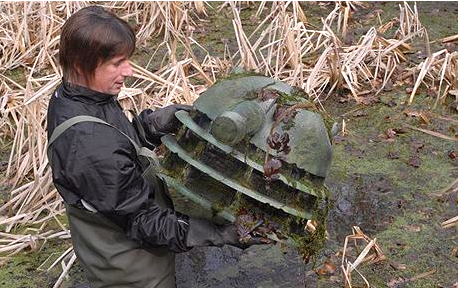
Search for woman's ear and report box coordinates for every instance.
[73,64,84,79]
[70,64,87,86]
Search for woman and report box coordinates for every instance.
[47,6,266,288]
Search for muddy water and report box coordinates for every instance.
[176,245,306,287]
[174,174,401,287]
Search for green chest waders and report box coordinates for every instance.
[47,116,176,288]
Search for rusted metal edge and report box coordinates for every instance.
[161,134,312,219]
[157,174,236,223]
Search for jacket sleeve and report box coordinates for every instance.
[62,124,192,253]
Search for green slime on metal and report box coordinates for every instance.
[158,75,333,261]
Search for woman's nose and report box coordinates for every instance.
[122,61,133,77]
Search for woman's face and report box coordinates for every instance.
[88,55,133,95]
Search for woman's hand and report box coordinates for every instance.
[145,104,191,134]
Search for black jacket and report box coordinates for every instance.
[47,81,191,252]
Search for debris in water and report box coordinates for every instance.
[341,226,386,288]
[408,156,422,168]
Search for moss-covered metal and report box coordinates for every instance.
[159,75,333,259]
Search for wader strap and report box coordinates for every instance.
[47,115,164,210]
[127,109,156,149]
[47,115,140,163]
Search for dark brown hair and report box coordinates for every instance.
[59,6,135,84]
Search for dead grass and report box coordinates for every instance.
[341,226,386,288]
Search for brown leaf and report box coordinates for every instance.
[389,261,407,270]
[386,129,397,139]
[403,109,421,117]
[258,89,279,101]
[419,112,431,125]
[387,151,400,159]
[408,156,422,168]
[353,110,368,117]
[385,100,397,107]
[379,134,395,143]
[360,96,379,105]
[392,127,407,134]
[387,277,406,287]
[448,150,458,160]
[405,224,421,232]
[263,158,282,179]
[452,246,458,257]
[383,80,394,92]
[316,260,336,276]
[412,142,425,152]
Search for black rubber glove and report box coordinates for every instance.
[145,104,191,134]
[137,104,191,146]
[186,218,271,249]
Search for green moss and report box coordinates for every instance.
[276,88,309,106]
[0,239,73,288]
[322,85,457,286]
[289,194,331,264]
[363,215,455,287]
[3,68,26,87]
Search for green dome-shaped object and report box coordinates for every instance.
[194,76,332,177]
[159,75,332,258]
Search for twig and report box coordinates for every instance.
[404,124,458,142]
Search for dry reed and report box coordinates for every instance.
[341,226,386,288]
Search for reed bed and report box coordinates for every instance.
[228,1,420,105]
[0,1,456,286]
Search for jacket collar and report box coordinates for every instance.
[58,79,115,104]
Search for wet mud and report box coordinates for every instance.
[174,86,458,287]
[174,172,401,288]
